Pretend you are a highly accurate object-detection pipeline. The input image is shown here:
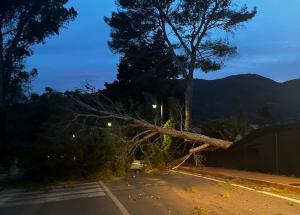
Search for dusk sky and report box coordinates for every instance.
[27,0,300,93]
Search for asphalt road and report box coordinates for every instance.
[106,170,300,215]
[1,171,300,215]
[0,182,122,215]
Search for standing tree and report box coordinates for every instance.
[0,0,76,169]
[104,31,182,114]
[0,0,77,106]
[105,0,256,130]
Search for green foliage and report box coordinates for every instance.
[134,116,177,169]
[162,116,176,153]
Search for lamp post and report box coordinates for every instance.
[160,102,163,125]
[152,103,163,125]
[152,104,158,125]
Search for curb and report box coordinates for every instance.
[178,167,300,193]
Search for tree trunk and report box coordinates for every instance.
[0,27,7,168]
[0,28,4,107]
[130,119,232,149]
[184,73,193,131]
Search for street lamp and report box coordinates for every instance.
[152,104,158,125]
[107,122,112,127]
[152,103,163,125]
[160,103,163,124]
[72,134,76,139]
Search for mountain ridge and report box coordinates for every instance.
[191,74,300,124]
[194,74,288,84]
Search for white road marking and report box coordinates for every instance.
[0,184,101,199]
[0,182,97,196]
[0,192,105,207]
[2,187,104,201]
[98,181,130,215]
[172,170,300,204]
[0,182,105,207]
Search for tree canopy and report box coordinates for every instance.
[106,0,257,130]
[104,31,183,115]
[0,0,77,106]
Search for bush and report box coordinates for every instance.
[17,125,128,180]
[5,92,129,181]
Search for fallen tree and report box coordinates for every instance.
[66,93,233,168]
[130,121,232,149]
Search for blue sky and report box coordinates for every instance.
[27,0,300,93]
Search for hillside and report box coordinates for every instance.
[192,74,300,124]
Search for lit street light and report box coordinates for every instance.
[107,122,112,127]
[152,103,163,125]
[72,134,76,138]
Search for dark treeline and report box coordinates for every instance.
[2,90,129,180]
[0,0,79,179]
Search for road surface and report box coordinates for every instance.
[0,182,122,215]
[1,171,300,214]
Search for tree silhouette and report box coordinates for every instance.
[104,31,182,119]
[105,0,257,130]
[0,0,77,106]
